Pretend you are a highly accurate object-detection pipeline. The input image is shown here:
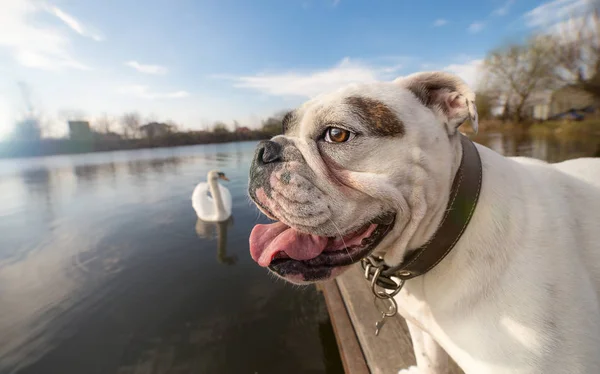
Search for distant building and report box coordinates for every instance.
[69,121,92,141]
[549,85,596,117]
[14,117,42,141]
[235,126,251,134]
[139,122,172,138]
[94,131,122,141]
[524,85,596,121]
[520,90,552,120]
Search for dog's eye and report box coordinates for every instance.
[324,127,355,143]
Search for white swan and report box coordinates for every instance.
[191,170,232,222]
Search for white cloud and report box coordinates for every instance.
[45,5,104,41]
[216,57,405,98]
[493,0,515,16]
[0,0,92,71]
[118,85,190,99]
[468,22,485,33]
[433,19,448,27]
[222,56,486,104]
[125,61,168,75]
[524,0,592,28]
[442,59,484,89]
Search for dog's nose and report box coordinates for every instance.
[256,140,282,165]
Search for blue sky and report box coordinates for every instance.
[0,0,593,138]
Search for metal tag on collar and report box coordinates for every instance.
[361,256,405,336]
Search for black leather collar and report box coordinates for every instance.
[362,134,483,289]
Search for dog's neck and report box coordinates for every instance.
[381,133,482,280]
[409,135,464,250]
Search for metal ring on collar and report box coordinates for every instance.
[370,266,405,299]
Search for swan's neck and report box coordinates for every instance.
[216,222,227,262]
[209,177,227,218]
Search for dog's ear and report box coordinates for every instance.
[393,71,478,135]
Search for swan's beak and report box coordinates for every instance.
[219,175,230,181]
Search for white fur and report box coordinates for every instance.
[393,145,600,374]
[256,71,600,373]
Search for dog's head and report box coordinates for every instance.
[248,71,479,284]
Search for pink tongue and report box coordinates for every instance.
[249,222,328,267]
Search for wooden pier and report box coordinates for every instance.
[318,264,464,374]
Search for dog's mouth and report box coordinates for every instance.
[249,212,395,282]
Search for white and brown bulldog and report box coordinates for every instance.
[247,71,600,374]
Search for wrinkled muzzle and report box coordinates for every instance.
[247,139,396,281]
[248,139,331,231]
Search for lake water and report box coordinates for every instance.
[0,132,598,374]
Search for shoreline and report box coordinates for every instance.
[0,132,273,160]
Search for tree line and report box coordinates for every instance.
[73,110,286,140]
[477,7,599,124]
[0,109,289,159]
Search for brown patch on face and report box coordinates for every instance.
[345,96,404,136]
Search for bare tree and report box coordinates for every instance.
[200,119,212,132]
[544,9,600,99]
[481,38,558,123]
[94,113,114,134]
[120,112,141,139]
[164,119,179,133]
[473,91,495,120]
[212,121,230,134]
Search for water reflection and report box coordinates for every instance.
[20,167,55,220]
[234,142,244,169]
[74,164,99,183]
[195,217,238,265]
[471,131,600,162]
[0,219,120,374]
[0,144,246,373]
